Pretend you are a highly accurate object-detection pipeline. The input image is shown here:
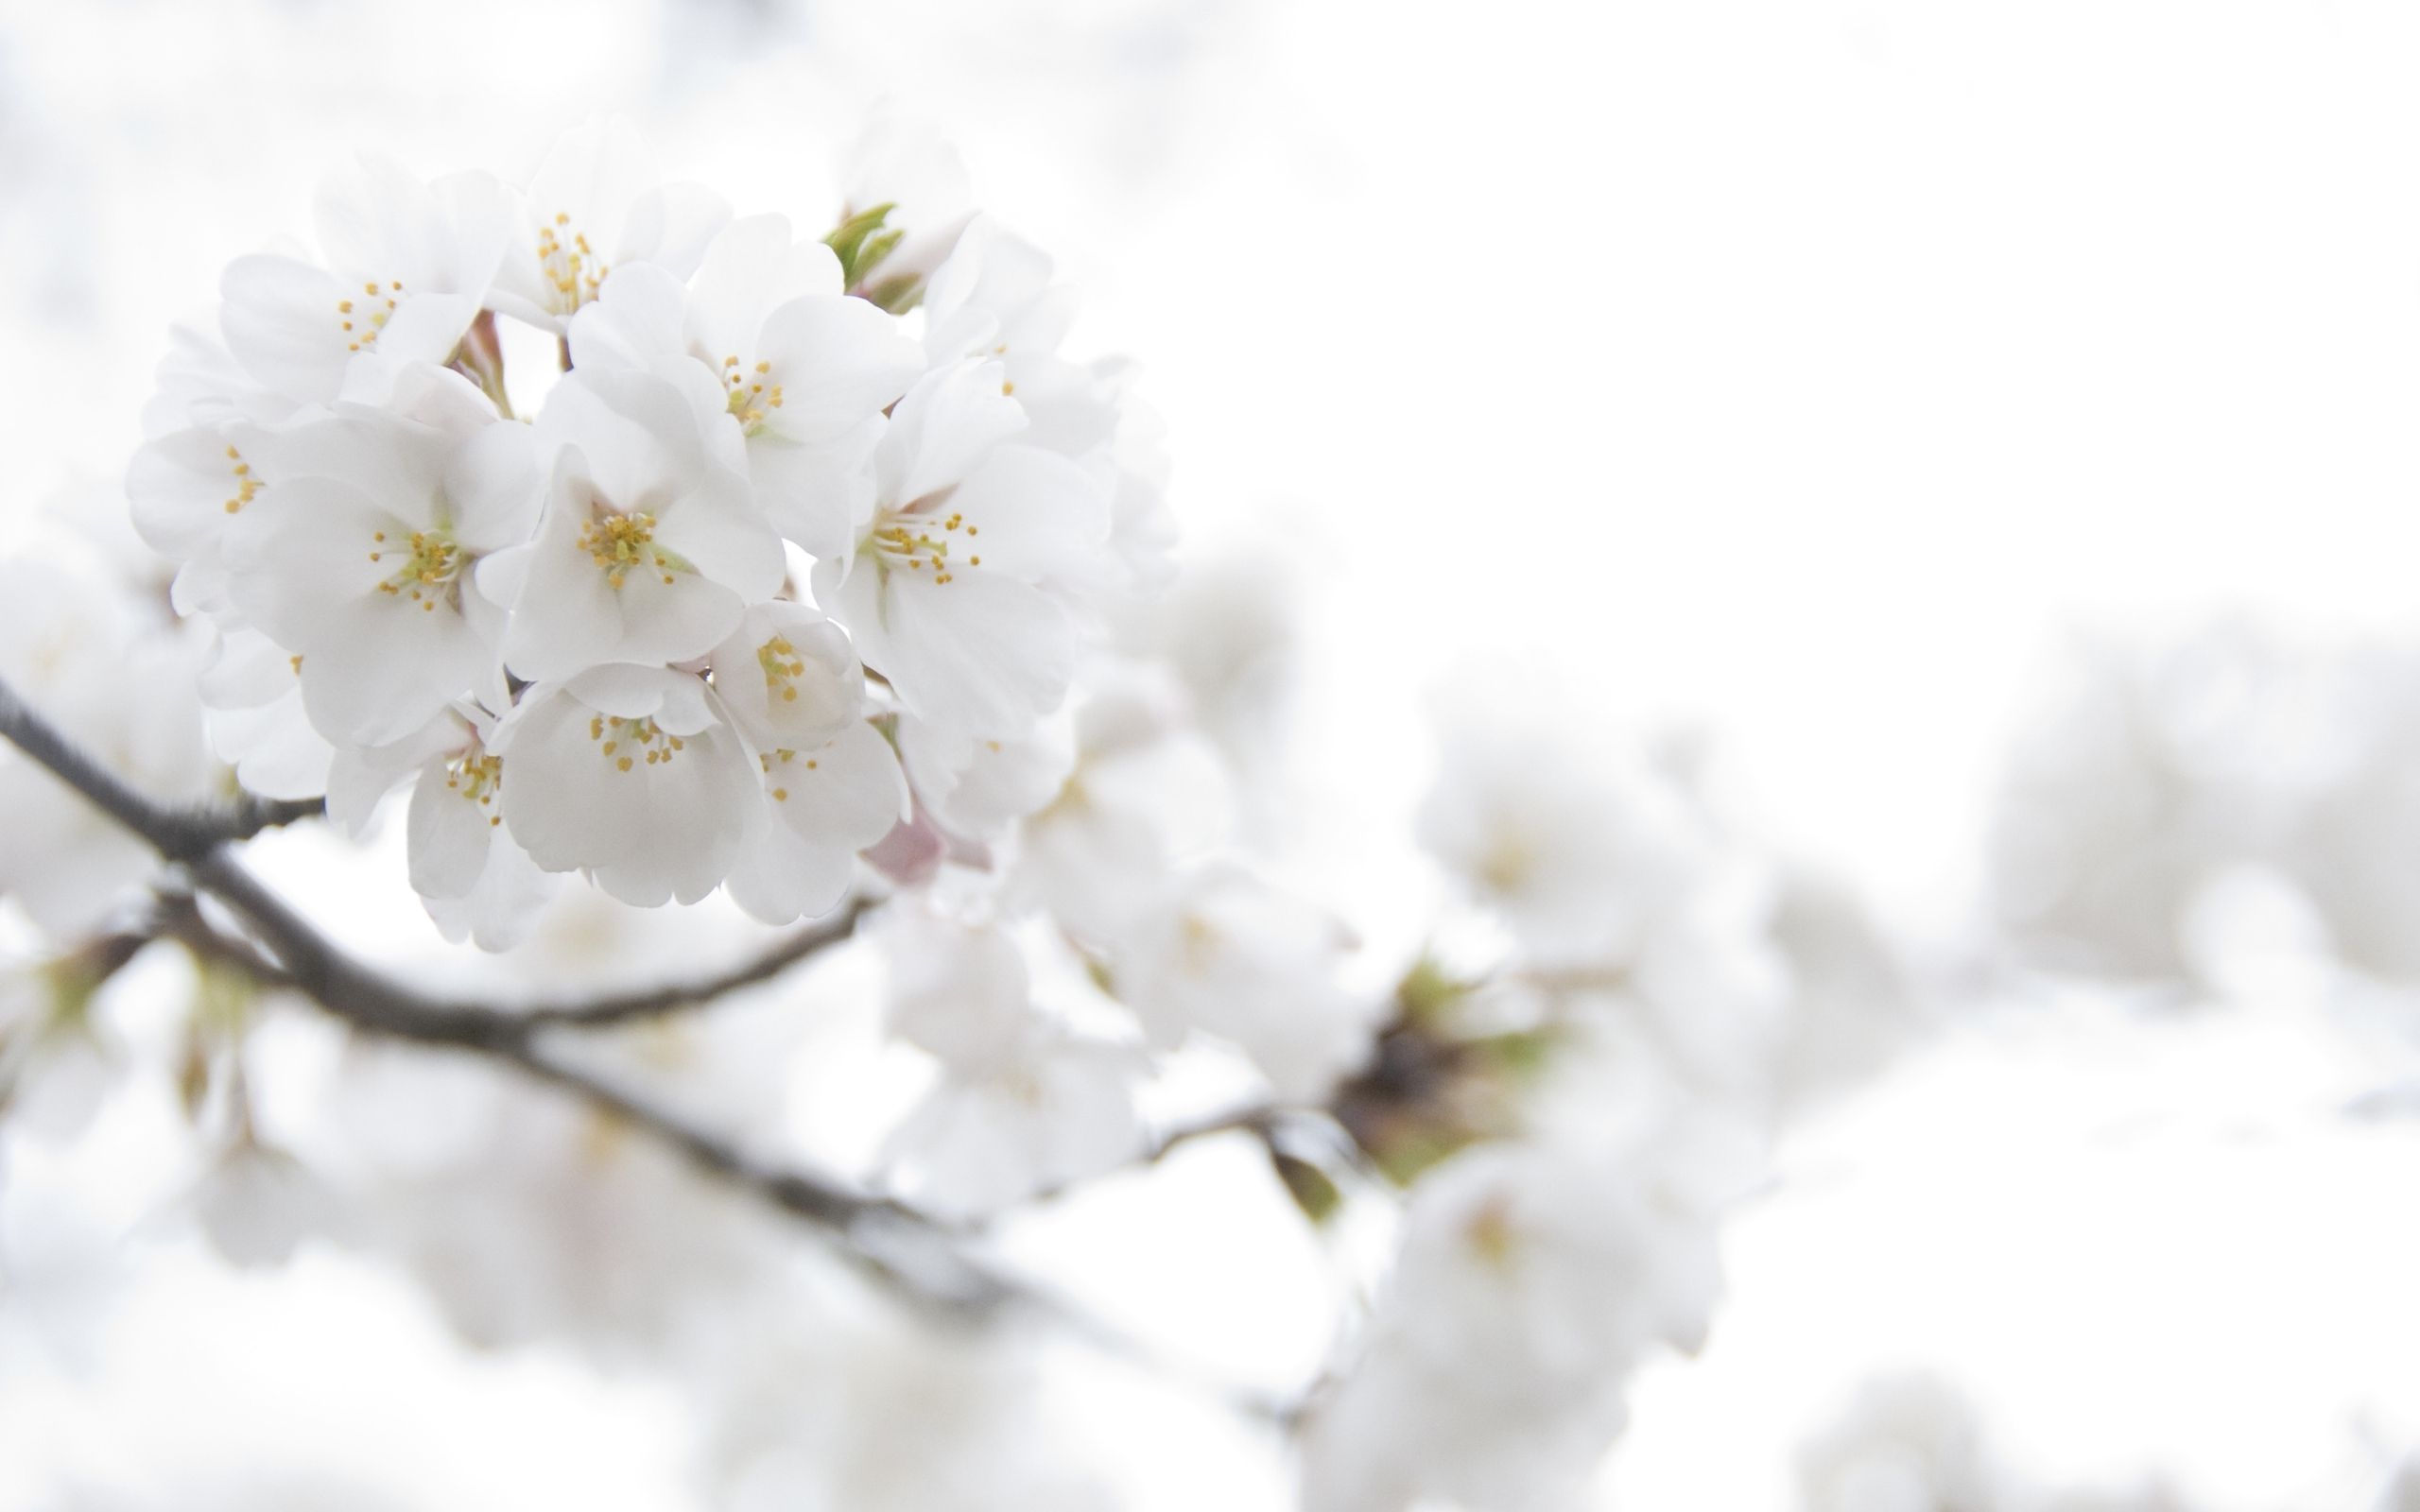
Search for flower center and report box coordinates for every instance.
[536,212,607,315]
[587,713,686,774]
[577,507,679,591]
[338,278,404,353]
[861,498,982,587]
[757,636,807,703]
[756,745,822,801]
[1465,1197,1522,1270]
[442,750,506,828]
[369,526,464,614]
[718,354,786,435]
[220,444,258,515]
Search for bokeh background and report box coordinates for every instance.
[4,0,2420,1506]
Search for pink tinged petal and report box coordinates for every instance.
[936,443,1112,581]
[751,295,924,442]
[221,254,351,402]
[879,362,1027,506]
[863,808,947,887]
[407,756,497,901]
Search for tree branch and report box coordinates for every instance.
[0,674,966,1299]
[511,897,872,1029]
[1,674,1309,1420]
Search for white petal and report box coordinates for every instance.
[752,295,924,442]
[407,755,497,901]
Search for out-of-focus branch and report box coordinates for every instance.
[0,674,968,1298]
[513,897,871,1029]
[218,793,326,840]
[1,675,1309,1412]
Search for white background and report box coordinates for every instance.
[3,0,2419,1505]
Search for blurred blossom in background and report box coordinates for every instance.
[3,1,2420,1509]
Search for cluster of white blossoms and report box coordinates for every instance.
[0,114,1976,1512]
[1297,716,1912,1512]
[95,117,1389,1230]
[127,118,1173,946]
[1992,620,2420,989]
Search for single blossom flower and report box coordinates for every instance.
[488,117,731,332]
[708,603,908,923]
[817,361,1111,742]
[224,367,537,746]
[494,663,757,907]
[219,154,510,405]
[923,217,1118,459]
[486,367,781,682]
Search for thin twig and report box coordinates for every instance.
[220,794,326,841]
[511,897,872,1028]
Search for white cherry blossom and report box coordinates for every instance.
[568,214,922,559]
[838,117,977,305]
[818,361,1111,741]
[195,628,333,802]
[1421,724,1715,971]
[489,118,730,333]
[871,909,1146,1216]
[1111,865,1374,1102]
[487,367,780,682]
[494,664,757,907]
[0,556,216,936]
[924,218,1118,459]
[225,368,537,746]
[1010,662,1230,942]
[708,603,908,924]
[219,155,510,405]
